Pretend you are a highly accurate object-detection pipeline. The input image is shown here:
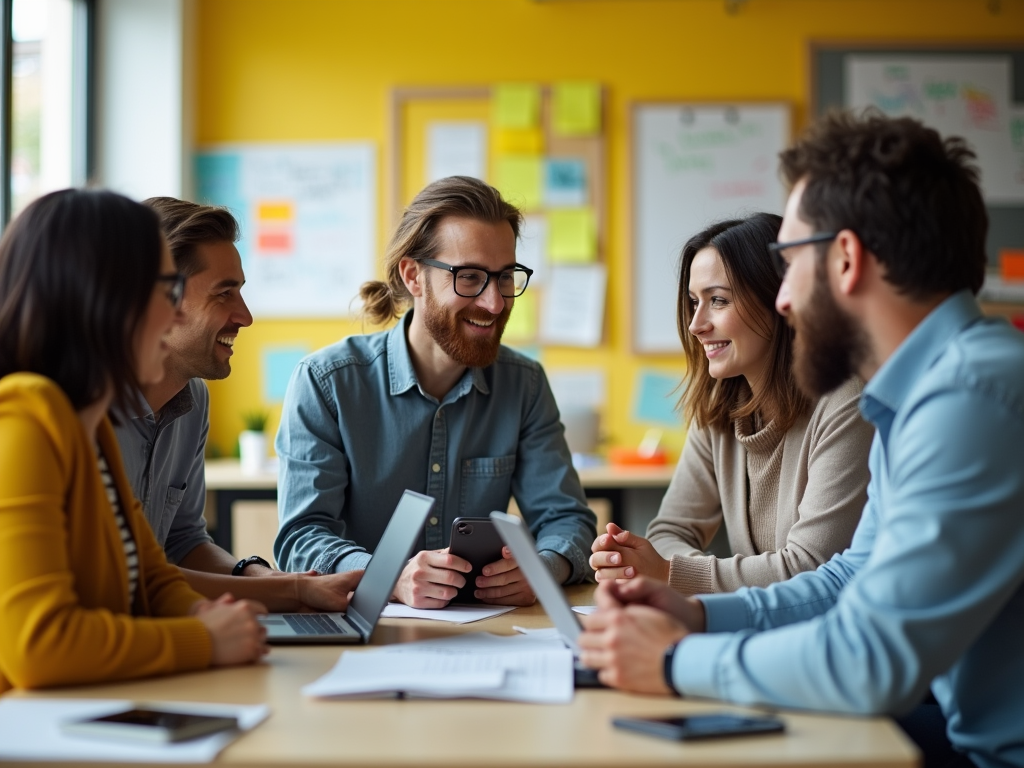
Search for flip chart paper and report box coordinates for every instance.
[494,155,543,211]
[547,208,597,263]
[553,81,601,136]
[540,264,606,347]
[493,83,541,129]
[427,122,487,183]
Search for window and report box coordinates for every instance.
[1,0,93,229]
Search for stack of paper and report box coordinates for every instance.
[380,602,515,624]
[303,632,573,704]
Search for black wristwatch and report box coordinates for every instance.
[663,643,682,697]
[232,555,271,576]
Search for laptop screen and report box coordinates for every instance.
[345,490,436,637]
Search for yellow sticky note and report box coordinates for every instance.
[552,81,601,137]
[547,208,597,263]
[494,155,543,211]
[503,290,538,343]
[257,201,294,221]
[494,127,545,154]
[493,83,541,130]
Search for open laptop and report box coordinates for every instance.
[489,511,605,687]
[259,490,435,644]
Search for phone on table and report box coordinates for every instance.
[61,708,239,744]
[612,713,785,741]
[447,516,505,604]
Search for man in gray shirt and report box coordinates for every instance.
[114,197,360,612]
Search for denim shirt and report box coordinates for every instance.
[672,292,1024,768]
[112,379,213,565]
[274,313,597,582]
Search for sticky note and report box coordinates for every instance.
[494,155,544,211]
[633,370,684,427]
[493,83,540,129]
[544,159,587,207]
[494,128,545,154]
[552,81,601,137]
[547,208,597,263]
[257,202,294,221]
[503,290,538,343]
[263,346,310,403]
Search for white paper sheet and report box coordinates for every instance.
[380,602,516,624]
[304,632,574,703]
[572,605,597,615]
[540,264,607,347]
[0,699,269,763]
[427,122,487,183]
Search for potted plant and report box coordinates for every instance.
[239,409,270,475]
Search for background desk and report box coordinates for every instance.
[204,459,677,556]
[11,585,918,768]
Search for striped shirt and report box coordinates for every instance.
[97,449,138,608]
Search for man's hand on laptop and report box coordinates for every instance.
[393,549,473,608]
[295,569,364,612]
[474,546,537,606]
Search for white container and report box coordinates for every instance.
[239,430,267,475]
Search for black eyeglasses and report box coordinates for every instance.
[156,272,187,308]
[767,232,838,279]
[420,259,534,298]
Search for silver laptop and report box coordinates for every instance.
[490,511,605,687]
[260,490,435,644]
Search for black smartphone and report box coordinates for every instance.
[447,516,505,604]
[61,708,239,744]
[612,713,785,741]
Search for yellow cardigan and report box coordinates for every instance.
[0,373,212,692]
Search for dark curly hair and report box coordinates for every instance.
[779,109,988,300]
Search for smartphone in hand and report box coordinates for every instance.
[61,708,239,744]
[447,517,504,604]
[612,713,784,741]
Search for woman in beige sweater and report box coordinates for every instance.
[591,213,874,593]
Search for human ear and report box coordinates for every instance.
[398,257,424,298]
[834,229,865,297]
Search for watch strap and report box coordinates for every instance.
[232,554,271,576]
[663,642,682,697]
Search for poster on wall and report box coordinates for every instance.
[195,143,377,318]
[845,57,1024,203]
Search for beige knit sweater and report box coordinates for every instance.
[647,377,873,595]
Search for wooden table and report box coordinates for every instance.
[204,459,677,552]
[12,586,919,768]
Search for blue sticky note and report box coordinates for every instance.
[633,371,684,427]
[544,158,587,207]
[263,346,310,403]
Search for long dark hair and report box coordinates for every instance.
[0,189,164,414]
[677,212,810,432]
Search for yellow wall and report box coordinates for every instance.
[194,0,1024,458]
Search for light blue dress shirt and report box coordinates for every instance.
[274,312,597,582]
[672,291,1024,768]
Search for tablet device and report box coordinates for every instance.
[611,713,785,741]
[61,708,238,744]
[447,517,504,604]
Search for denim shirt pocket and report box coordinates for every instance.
[157,485,186,545]
[460,455,516,517]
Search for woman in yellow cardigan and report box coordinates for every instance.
[0,189,267,693]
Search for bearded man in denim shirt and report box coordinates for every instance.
[275,177,597,607]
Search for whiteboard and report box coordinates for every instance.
[846,56,1024,204]
[195,143,377,318]
[632,104,789,353]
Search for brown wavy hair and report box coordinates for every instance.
[360,176,522,325]
[678,213,810,433]
[143,197,239,276]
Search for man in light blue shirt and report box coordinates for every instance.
[579,112,1024,768]
[275,176,596,607]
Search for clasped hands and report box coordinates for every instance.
[393,546,537,608]
[590,522,670,582]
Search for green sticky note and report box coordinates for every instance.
[493,83,541,130]
[494,155,543,211]
[503,290,538,343]
[547,208,597,263]
[553,81,601,136]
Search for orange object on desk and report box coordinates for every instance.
[608,447,668,466]
[1000,249,1024,281]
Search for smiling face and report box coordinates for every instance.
[164,240,253,382]
[415,216,515,368]
[133,244,183,386]
[687,246,773,388]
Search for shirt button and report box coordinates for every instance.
[432,463,441,473]
[429,517,439,526]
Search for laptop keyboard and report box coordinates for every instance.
[281,613,353,636]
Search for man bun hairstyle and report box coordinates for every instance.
[779,109,988,300]
[360,176,523,325]
[143,197,240,277]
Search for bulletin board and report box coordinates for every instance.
[811,42,1024,267]
[631,102,791,353]
[390,84,608,348]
